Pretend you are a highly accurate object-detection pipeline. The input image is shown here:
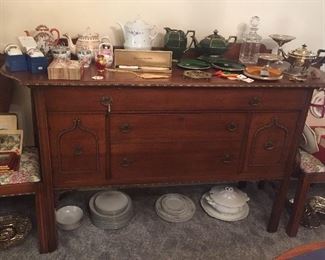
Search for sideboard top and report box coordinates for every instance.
[1,63,325,89]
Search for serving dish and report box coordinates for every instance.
[244,66,283,81]
[200,196,249,221]
[94,190,129,215]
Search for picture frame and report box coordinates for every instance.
[0,129,23,154]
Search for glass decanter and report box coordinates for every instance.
[239,16,262,65]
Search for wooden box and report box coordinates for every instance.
[47,60,83,80]
[114,49,172,73]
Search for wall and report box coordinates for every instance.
[1,0,325,144]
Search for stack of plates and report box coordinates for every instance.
[155,193,196,222]
[89,190,134,229]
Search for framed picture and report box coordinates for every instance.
[0,129,23,154]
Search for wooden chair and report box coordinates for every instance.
[286,149,325,236]
[0,147,49,253]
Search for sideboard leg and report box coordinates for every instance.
[267,177,290,232]
[35,184,58,253]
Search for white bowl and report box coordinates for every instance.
[55,205,83,231]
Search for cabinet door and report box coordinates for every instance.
[48,113,107,187]
[243,112,299,178]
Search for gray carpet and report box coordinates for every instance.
[0,182,324,260]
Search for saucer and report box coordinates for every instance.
[200,194,249,222]
[177,59,211,70]
[155,193,196,222]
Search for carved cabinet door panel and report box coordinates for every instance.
[243,112,300,178]
[48,112,107,187]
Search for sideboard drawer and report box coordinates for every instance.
[110,113,247,143]
[110,141,241,182]
[44,87,308,112]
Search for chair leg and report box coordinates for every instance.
[286,174,311,237]
[267,177,291,232]
[35,184,58,253]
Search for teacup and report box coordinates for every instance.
[52,46,71,61]
[77,49,92,68]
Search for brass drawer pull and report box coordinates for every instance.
[226,122,238,132]
[249,96,261,107]
[119,123,131,133]
[74,145,83,156]
[100,96,113,113]
[264,140,275,151]
[120,157,133,167]
[222,153,233,164]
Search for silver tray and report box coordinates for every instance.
[0,215,32,250]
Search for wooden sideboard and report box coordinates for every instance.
[1,63,324,253]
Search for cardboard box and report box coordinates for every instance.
[47,60,83,80]
[5,54,27,72]
[114,49,172,73]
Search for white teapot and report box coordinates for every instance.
[118,18,157,50]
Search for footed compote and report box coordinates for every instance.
[269,34,296,60]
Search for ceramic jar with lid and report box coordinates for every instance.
[196,30,237,56]
[64,27,112,59]
[118,18,158,50]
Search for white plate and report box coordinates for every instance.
[310,90,325,119]
[94,190,129,215]
[200,195,249,222]
[301,124,319,154]
[155,193,196,223]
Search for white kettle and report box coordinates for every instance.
[118,18,158,50]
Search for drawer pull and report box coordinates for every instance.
[120,157,133,167]
[226,122,238,132]
[264,140,275,151]
[74,145,83,156]
[100,96,113,113]
[119,123,131,133]
[222,153,233,164]
[249,96,261,107]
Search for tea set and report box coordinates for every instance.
[12,19,325,78]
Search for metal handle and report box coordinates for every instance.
[120,157,132,167]
[226,122,238,132]
[74,145,83,156]
[249,96,261,107]
[100,96,113,113]
[222,153,233,164]
[119,123,131,133]
[264,140,275,151]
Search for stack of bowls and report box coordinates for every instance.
[89,190,134,229]
[201,186,249,221]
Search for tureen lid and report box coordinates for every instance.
[289,44,316,58]
[78,27,99,39]
[125,18,151,29]
[208,186,249,208]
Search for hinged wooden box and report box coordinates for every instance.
[47,60,84,80]
[114,49,172,73]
